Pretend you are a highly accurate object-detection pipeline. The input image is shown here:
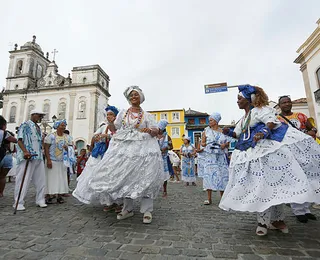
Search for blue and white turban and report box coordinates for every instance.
[123,86,145,104]
[53,119,67,130]
[158,120,168,131]
[238,85,256,103]
[105,105,119,116]
[209,112,221,123]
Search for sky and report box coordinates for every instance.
[0,0,319,124]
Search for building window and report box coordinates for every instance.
[194,132,202,149]
[151,114,157,121]
[78,100,86,119]
[199,118,206,124]
[188,118,195,124]
[317,67,320,87]
[43,102,50,121]
[172,127,180,138]
[58,102,66,120]
[16,60,23,75]
[160,113,168,120]
[27,104,35,120]
[172,112,180,122]
[9,106,17,123]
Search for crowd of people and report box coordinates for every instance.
[0,84,319,236]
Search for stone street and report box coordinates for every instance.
[0,178,320,260]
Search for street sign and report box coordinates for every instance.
[204,82,227,94]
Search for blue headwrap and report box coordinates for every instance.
[209,112,221,123]
[105,105,119,116]
[53,119,67,130]
[238,85,256,103]
[158,120,168,131]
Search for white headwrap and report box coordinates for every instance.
[238,92,256,103]
[123,86,145,104]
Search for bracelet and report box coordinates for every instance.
[258,127,271,139]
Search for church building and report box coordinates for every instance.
[2,36,111,151]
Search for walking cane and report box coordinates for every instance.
[13,154,37,214]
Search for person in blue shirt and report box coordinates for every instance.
[13,110,47,211]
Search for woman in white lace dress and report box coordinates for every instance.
[88,86,164,224]
[72,105,121,211]
[219,85,320,236]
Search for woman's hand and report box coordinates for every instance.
[140,128,152,135]
[47,160,52,169]
[253,133,264,143]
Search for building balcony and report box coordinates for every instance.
[315,89,320,103]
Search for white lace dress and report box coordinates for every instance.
[73,125,114,205]
[219,106,320,213]
[87,109,164,206]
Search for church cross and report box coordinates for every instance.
[51,49,58,61]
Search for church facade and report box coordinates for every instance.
[2,36,111,151]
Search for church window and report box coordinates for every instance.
[29,59,34,77]
[9,106,17,123]
[43,101,50,121]
[15,85,19,90]
[317,67,320,87]
[83,77,87,84]
[27,104,35,120]
[78,97,86,119]
[36,64,44,78]
[58,102,66,120]
[16,60,23,75]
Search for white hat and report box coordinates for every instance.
[30,109,46,115]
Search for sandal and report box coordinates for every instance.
[269,222,289,234]
[256,224,268,236]
[143,212,152,224]
[115,205,123,214]
[45,198,54,204]
[103,204,116,212]
[57,197,64,204]
[117,210,134,220]
[204,200,212,205]
[192,182,197,186]
[162,192,168,198]
[186,183,189,186]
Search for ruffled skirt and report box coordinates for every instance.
[72,155,106,205]
[219,127,320,213]
[87,129,164,205]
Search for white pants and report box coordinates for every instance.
[291,202,311,216]
[14,159,46,206]
[122,198,153,213]
[257,205,285,225]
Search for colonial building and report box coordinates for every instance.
[2,36,111,151]
[294,19,320,128]
[184,108,209,148]
[148,109,185,151]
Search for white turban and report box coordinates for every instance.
[123,86,145,104]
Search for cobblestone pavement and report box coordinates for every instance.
[1,177,320,260]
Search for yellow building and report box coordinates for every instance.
[148,109,185,151]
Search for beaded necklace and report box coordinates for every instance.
[241,110,252,141]
[122,108,144,128]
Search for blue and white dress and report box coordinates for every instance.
[197,145,206,178]
[219,106,320,213]
[158,133,171,181]
[181,144,196,183]
[202,127,234,191]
